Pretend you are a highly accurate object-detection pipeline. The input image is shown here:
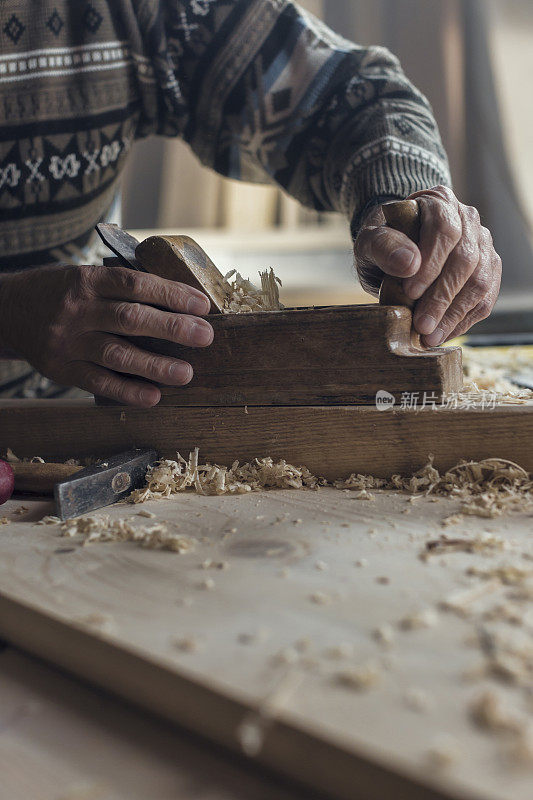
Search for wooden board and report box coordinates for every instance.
[96,305,462,407]
[2,400,533,480]
[0,647,306,800]
[0,488,532,800]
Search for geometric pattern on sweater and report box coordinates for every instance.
[0,0,450,270]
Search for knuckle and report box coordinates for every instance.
[466,205,481,225]
[454,240,479,271]
[75,264,97,297]
[474,299,493,320]
[101,340,129,369]
[469,272,490,294]
[114,301,143,332]
[166,314,187,342]
[85,369,113,397]
[109,267,143,297]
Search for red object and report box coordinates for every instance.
[0,459,14,505]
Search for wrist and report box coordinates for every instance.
[0,272,22,357]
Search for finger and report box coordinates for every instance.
[444,256,502,342]
[95,300,214,348]
[89,266,211,316]
[403,187,462,301]
[70,362,162,408]
[355,225,421,278]
[84,333,193,386]
[424,233,501,345]
[413,205,481,337]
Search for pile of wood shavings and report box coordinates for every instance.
[338,457,533,519]
[461,346,533,403]
[129,448,325,501]
[61,516,194,552]
[222,267,282,313]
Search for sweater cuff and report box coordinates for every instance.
[342,141,452,239]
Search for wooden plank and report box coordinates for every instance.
[0,648,306,800]
[1,400,532,480]
[0,488,531,800]
[97,305,462,406]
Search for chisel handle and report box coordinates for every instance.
[12,463,83,495]
[379,199,421,309]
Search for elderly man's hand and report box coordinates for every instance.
[354,186,502,345]
[0,264,213,407]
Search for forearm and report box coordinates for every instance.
[176,2,450,227]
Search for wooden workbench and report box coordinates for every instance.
[0,484,532,800]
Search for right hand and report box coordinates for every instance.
[0,263,214,407]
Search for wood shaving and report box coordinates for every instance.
[334,663,381,691]
[423,534,506,558]
[373,624,395,647]
[426,735,459,769]
[222,267,282,313]
[74,613,115,634]
[324,643,354,660]
[404,688,431,713]
[340,457,533,520]
[35,515,61,525]
[172,635,202,653]
[310,591,332,606]
[462,345,533,403]
[61,516,194,553]
[398,608,438,631]
[130,448,324,502]
[198,577,215,590]
[469,690,524,735]
[466,565,532,586]
[0,517,10,525]
[439,579,501,617]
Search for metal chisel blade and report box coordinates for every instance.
[54,449,158,521]
[95,223,146,271]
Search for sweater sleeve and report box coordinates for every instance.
[134,0,451,234]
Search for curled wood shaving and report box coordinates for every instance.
[61,516,194,553]
[222,267,282,313]
[130,448,325,501]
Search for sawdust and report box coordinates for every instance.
[222,267,282,313]
[61,516,194,552]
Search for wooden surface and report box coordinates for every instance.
[0,488,532,800]
[0,645,309,800]
[2,400,533,480]
[96,305,462,407]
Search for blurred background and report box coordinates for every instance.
[122,0,533,322]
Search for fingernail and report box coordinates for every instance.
[417,314,437,335]
[139,388,159,406]
[169,362,192,384]
[190,320,214,346]
[187,294,210,315]
[425,328,445,347]
[390,247,416,274]
[406,280,426,300]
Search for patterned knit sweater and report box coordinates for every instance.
[0,0,451,272]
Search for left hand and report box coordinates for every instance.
[354,185,502,346]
